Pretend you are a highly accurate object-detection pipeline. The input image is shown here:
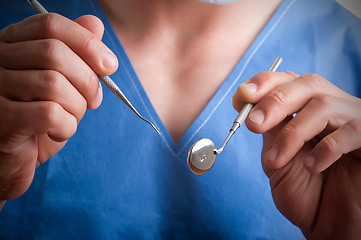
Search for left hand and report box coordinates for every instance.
[232,71,361,239]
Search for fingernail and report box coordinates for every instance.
[94,82,103,108]
[102,53,117,70]
[249,109,265,124]
[266,146,278,163]
[242,83,257,93]
[305,156,315,168]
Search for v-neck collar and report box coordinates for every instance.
[88,0,296,157]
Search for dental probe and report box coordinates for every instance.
[187,57,283,175]
[214,56,283,155]
[27,0,160,135]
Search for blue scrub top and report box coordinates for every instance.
[1,0,360,239]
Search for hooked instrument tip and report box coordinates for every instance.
[149,122,161,135]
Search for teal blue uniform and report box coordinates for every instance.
[1,0,360,239]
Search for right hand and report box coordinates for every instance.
[0,13,118,201]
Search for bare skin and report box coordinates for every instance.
[233,72,361,239]
[1,0,361,239]
[0,13,118,205]
[0,0,281,208]
[98,0,282,143]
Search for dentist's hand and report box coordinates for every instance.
[0,13,118,202]
[233,71,361,239]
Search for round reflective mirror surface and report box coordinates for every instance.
[187,138,217,175]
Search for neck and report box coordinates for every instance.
[97,0,283,143]
[98,0,282,42]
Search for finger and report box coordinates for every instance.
[0,69,87,121]
[75,15,104,40]
[262,95,351,169]
[232,71,298,112]
[0,97,77,142]
[246,73,343,134]
[0,13,117,75]
[304,119,361,173]
[0,40,102,109]
[36,134,67,165]
[261,117,291,175]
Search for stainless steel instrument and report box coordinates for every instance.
[27,0,160,135]
[187,57,283,175]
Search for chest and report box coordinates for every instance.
[121,36,252,143]
[108,2,282,143]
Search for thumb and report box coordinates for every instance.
[75,15,104,40]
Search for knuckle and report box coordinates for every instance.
[2,23,16,42]
[59,115,78,140]
[320,135,338,154]
[40,101,62,124]
[79,72,99,101]
[69,118,78,137]
[73,97,87,121]
[82,34,98,52]
[300,73,326,91]
[346,119,361,135]
[40,39,63,62]
[41,102,78,140]
[40,13,62,37]
[314,94,334,108]
[280,123,300,141]
[266,88,288,108]
[79,98,88,116]
[40,70,62,95]
[284,71,299,79]
[253,71,273,85]
[84,73,98,93]
[63,115,78,140]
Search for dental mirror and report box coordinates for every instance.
[187,57,283,175]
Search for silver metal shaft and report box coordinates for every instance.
[99,76,160,135]
[214,57,283,155]
[27,0,160,135]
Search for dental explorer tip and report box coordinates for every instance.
[149,122,161,135]
[27,0,160,135]
[135,112,160,135]
[137,115,161,135]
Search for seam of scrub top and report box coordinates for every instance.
[88,0,162,136]
[178,0,297,157]
[89,0,296,157]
